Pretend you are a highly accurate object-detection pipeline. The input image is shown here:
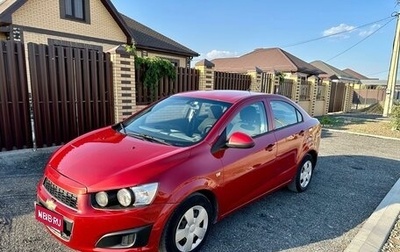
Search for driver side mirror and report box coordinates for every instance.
[226,132,255,149]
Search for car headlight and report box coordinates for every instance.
[92,183,158,209]
[95,191,109,207]
[117,188,133,207]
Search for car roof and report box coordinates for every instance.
[174,90,281,103]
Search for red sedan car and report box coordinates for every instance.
[35,90,321,252]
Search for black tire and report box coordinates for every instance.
[160,193,213,252]
[288,154,314,192]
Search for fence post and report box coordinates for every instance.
[195,59,215,91]
[273,73,280,94]
[308,76,318,116]
[343,83,354,112]
[246,68,262,92]
[287,73,301,102]
[108,45,136,123]
[322,79,331,115]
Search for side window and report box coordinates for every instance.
[227,102,268,137]
[270,100,303,129]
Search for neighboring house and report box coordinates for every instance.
[0,0,198,66]
[211,48,329,116]
[310,61,359,83]
[310,60,358,113]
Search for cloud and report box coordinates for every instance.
[191,50,240,67]
[192,50,240,65]
[322,23,355,38]
[359,24,382,37]
[204,49,240,59]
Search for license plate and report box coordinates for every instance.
[35,203,64,232]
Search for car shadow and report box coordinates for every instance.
[202,155,400,252]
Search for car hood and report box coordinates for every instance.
[48,127,190,191]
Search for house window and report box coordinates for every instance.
[60,0,90,23]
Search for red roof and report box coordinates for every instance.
[211,48,324,75]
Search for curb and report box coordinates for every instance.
[322,128,400,141]
[345,178,400,252]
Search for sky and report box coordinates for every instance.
[112,0,400,80]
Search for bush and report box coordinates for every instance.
[391,102,400,131]
[319,116,333,126]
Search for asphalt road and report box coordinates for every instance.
[0,130,399,252]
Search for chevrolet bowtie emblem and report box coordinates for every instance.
[44,199,57,211]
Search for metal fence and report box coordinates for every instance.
[214,71,251,90]
[0,41,32,151]
[28,43,114,148]
[0,41,113,151]
[274,79,293,98]
[136,66,200,105]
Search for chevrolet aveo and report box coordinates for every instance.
[35,90,321,252]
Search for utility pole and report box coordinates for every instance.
[383,12,400,117]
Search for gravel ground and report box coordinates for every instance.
[382,215,400,252]
[0,128,399,252]
[321,114,400,251]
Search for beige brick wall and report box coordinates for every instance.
[109,49,136,123]
[0,33,6,40]
[13,0,126,45]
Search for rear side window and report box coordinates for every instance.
[270,101,303,129]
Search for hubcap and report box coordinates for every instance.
[175,205,209,252]
[300,160,313,188]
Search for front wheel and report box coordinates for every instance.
[288,154,314,192]
[160,193,213,252]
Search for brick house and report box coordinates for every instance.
[0,0,198,66]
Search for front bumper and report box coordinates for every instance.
[36,176,173,252]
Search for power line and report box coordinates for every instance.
[282,16,393,48]
[326,17,395,62]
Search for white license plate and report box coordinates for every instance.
[35,203,64,232]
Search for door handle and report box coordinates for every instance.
[265,144,275,151]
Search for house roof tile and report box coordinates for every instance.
[310,60,359,82]
[120,14,199,58]
[342,68,370,80]
[211,48,324,75]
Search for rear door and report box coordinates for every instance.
[267,98,307,184]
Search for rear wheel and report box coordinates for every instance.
[288,154,314,192]
[160,193,213,252]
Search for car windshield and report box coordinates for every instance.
[120,96,231,147]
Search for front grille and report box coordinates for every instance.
[43,178,78,209]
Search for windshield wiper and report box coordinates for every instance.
[126,131,172,146]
